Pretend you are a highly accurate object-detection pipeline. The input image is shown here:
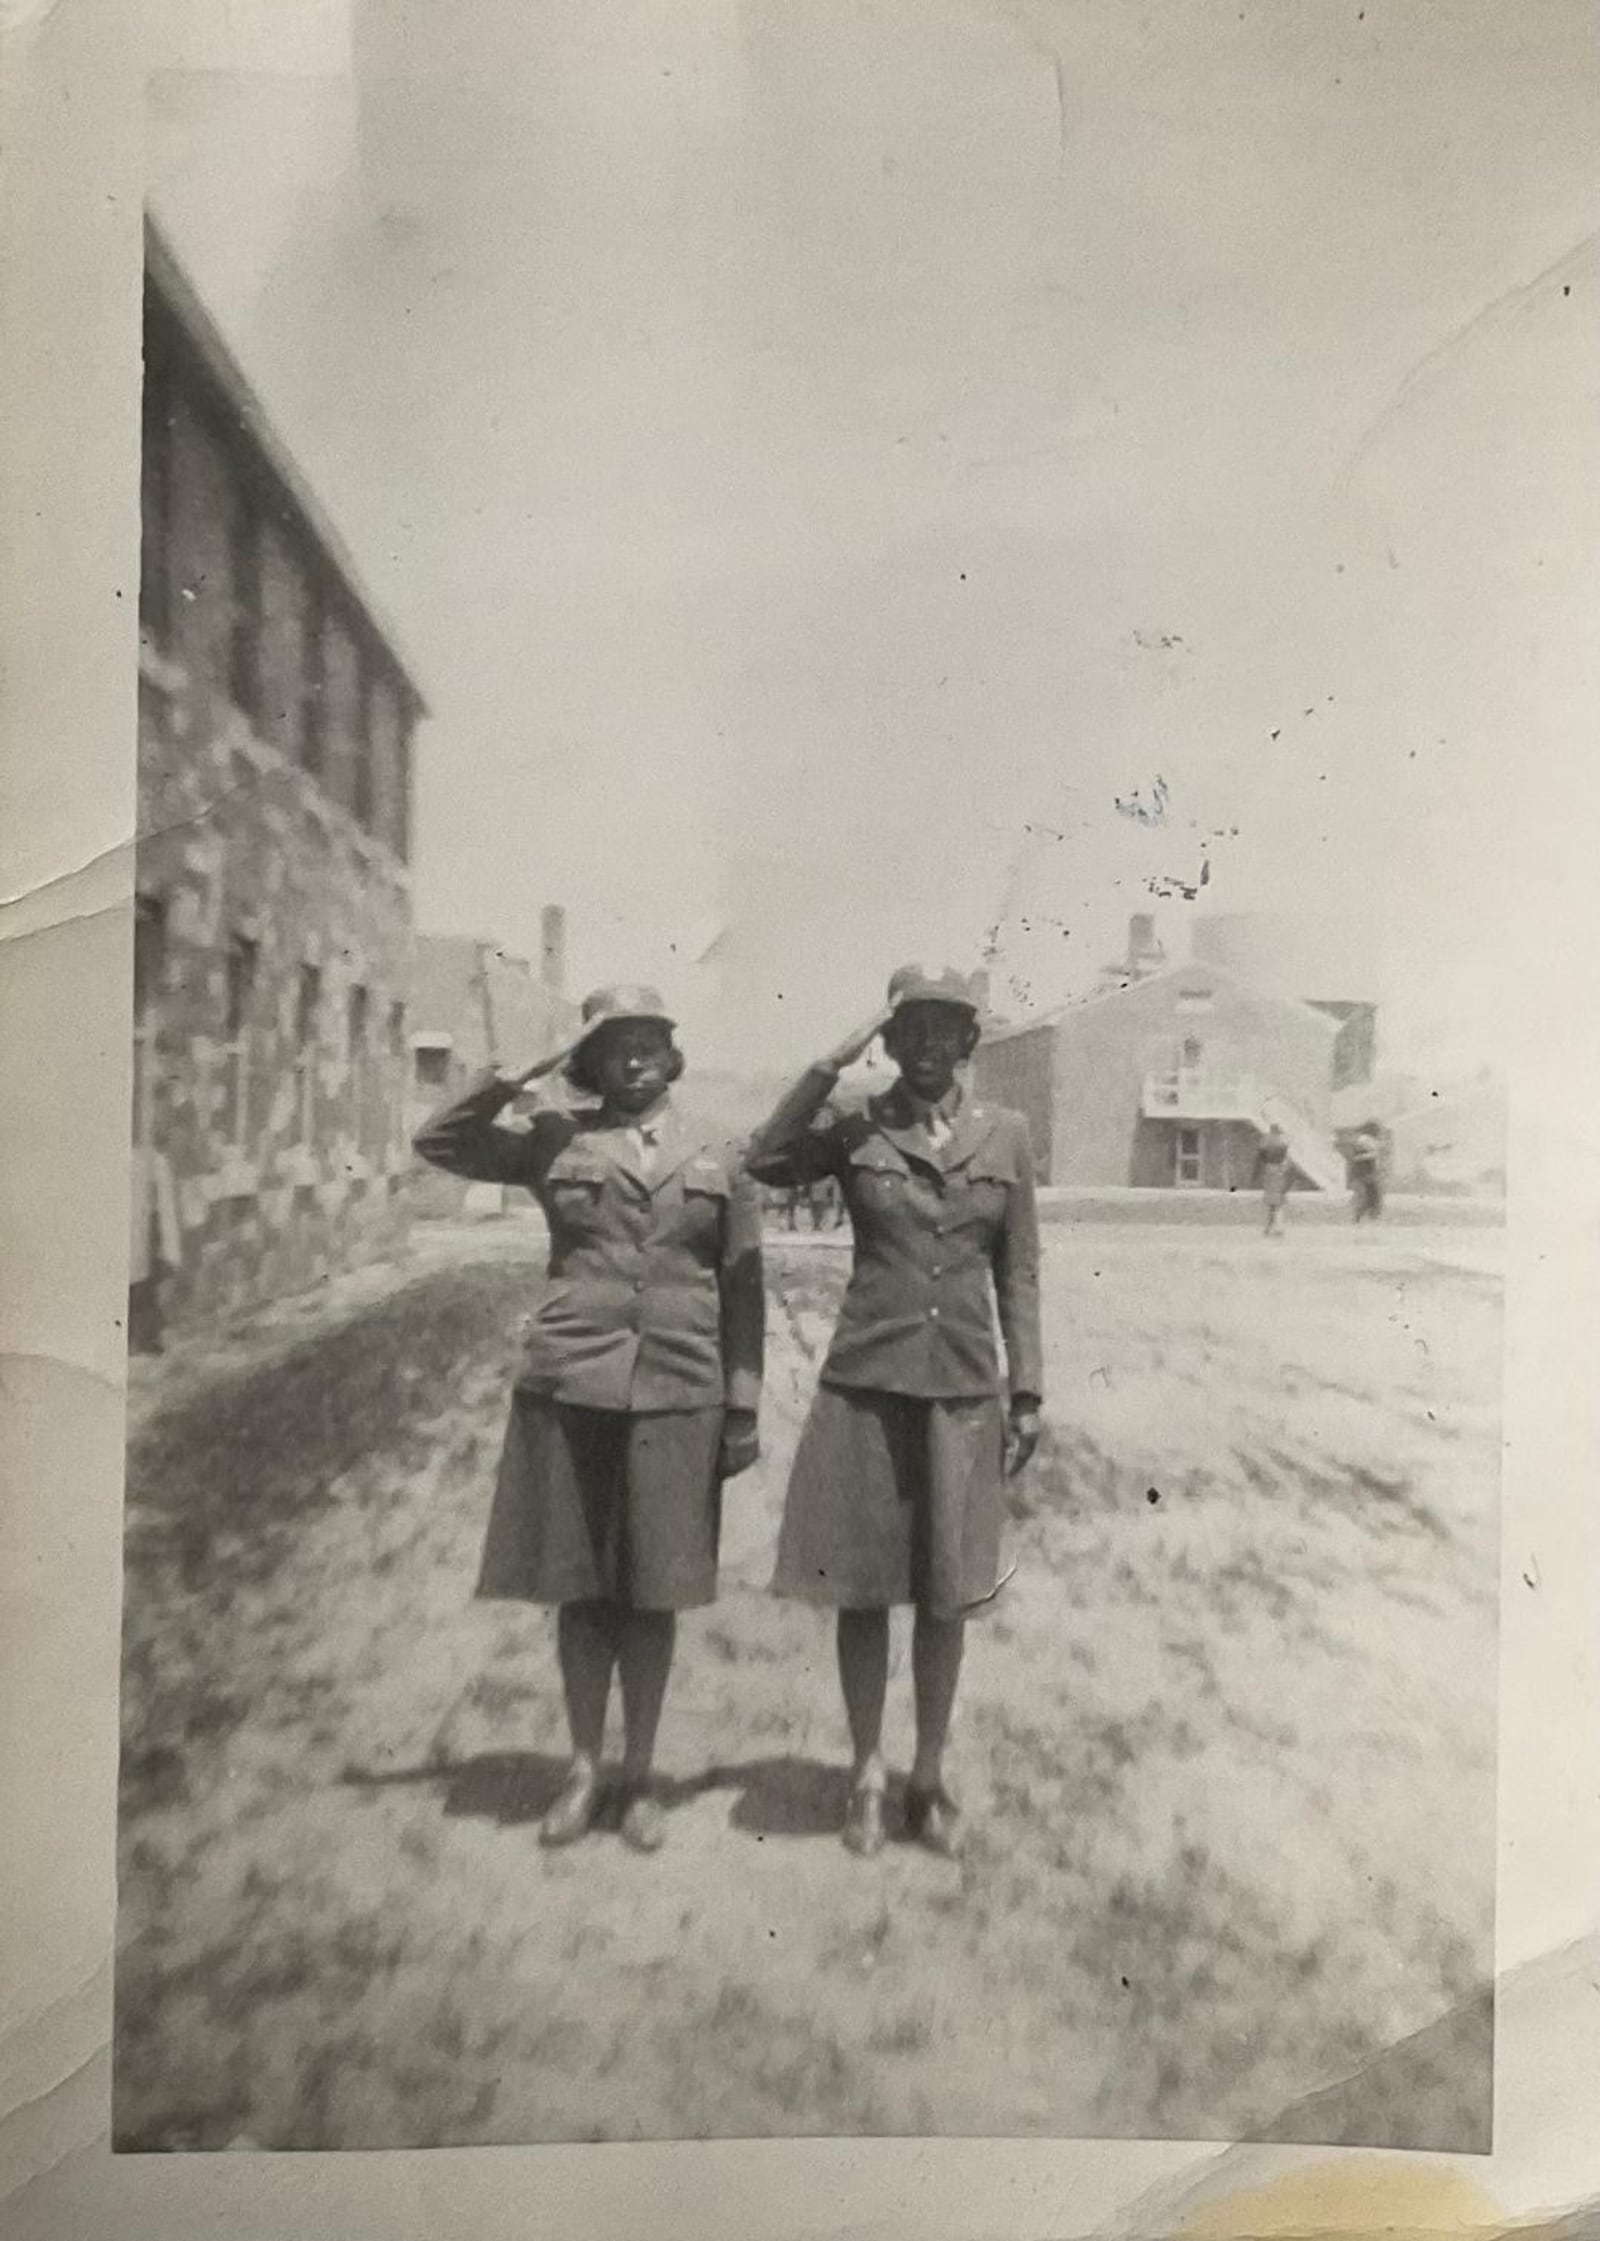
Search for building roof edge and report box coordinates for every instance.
[144,213,431,718]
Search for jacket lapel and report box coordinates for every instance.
[871,1082,999,1174]
[940,1094,1001,1173]
[642,1105,692,1196]
[870,1085,941,1174]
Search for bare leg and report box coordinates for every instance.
[909,1610,966,1792]
[836,1608,890,1789]
[617,1610,676,1784]
[556,1599,618,1771]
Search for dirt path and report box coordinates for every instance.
[115,1220,1501,2151]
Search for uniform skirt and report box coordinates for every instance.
[772,1382,1008,1620]
[477,1394,725,1611]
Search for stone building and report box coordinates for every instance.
[132,220,427,1342]
[973,919,1372,1191]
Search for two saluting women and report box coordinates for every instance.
[413,986,764,1855]
[746,966,1044,1859]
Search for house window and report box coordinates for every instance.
[1175,1126,1202,1187]
[366,669,403,856]
[222,933,259,1146]
[353,661,376,832]
[386,1002,408,1156]
[294,963,321,1143]
[132,896,166,1154]
[347,983,373,1148]
[301,580,327,776]
[1177,986,1214,1015]
[169,400,238,699]
[257,515,310,763]
[414,1042,451,1090]
[139,368,172,645]
[228,492,264,727]
[323,611,364,815]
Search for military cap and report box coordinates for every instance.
[885,963,982,1016]
[570,983,677,1051]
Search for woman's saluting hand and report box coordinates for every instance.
[822,1010,893,1074]
[504,1044,573,1090]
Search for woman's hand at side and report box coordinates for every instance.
[1005,1397,1042,1476]
[719,1407,761,1479]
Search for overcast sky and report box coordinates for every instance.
[146,0,1596,1075]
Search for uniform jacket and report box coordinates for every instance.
[744,1066,1043,1404]
[412,1070,764,1415]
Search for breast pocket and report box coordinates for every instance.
[678,1163,731,1248]
[846,1145,910,1214]
[542,1156,610,1233]
[955,1162,1013,1230]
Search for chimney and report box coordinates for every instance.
[540,905,567,996]
[1128,913,1162,973]
[969,968,992,1020]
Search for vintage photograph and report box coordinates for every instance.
[112,0,1578,2155]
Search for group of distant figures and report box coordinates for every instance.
[775,1129,1388,1242]
[1254,1120,1386,1237]
[769,1177,848,1232]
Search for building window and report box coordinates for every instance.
[353,661,376,832]
[386,1002,408,1157]
[301,580,327,776]
[229,493,263,725]
[139,369,173,646]
[347,982,369,1058]
[294,963,321,1143]
[257,515,310,763]
[132,896,166,1153]
[366,669,402,856]
[170,399,238,701]
[222,933,259,1147]
[323,610,364,816]
[1175,1126,1202,1187]
[1177,986,1214,1015]
[393,709,413,862]
[413,1042,451,1090]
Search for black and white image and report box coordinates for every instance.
[115,0,1588,2155]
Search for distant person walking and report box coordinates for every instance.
[413,985,764,1854]
[1252,1122,1292,1237]
[1350,1125,1385,1224]
[745,966,1042,1861]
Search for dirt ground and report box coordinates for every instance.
[114,1210,1502,2151]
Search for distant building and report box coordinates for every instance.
[973,919,1371,1191]
[1190,913,1380,1091]
[406,928,577,1213]
[132,219,426,1343]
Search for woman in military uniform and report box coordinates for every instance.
[745,966,1043,1859]
[413,985,764,1854]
